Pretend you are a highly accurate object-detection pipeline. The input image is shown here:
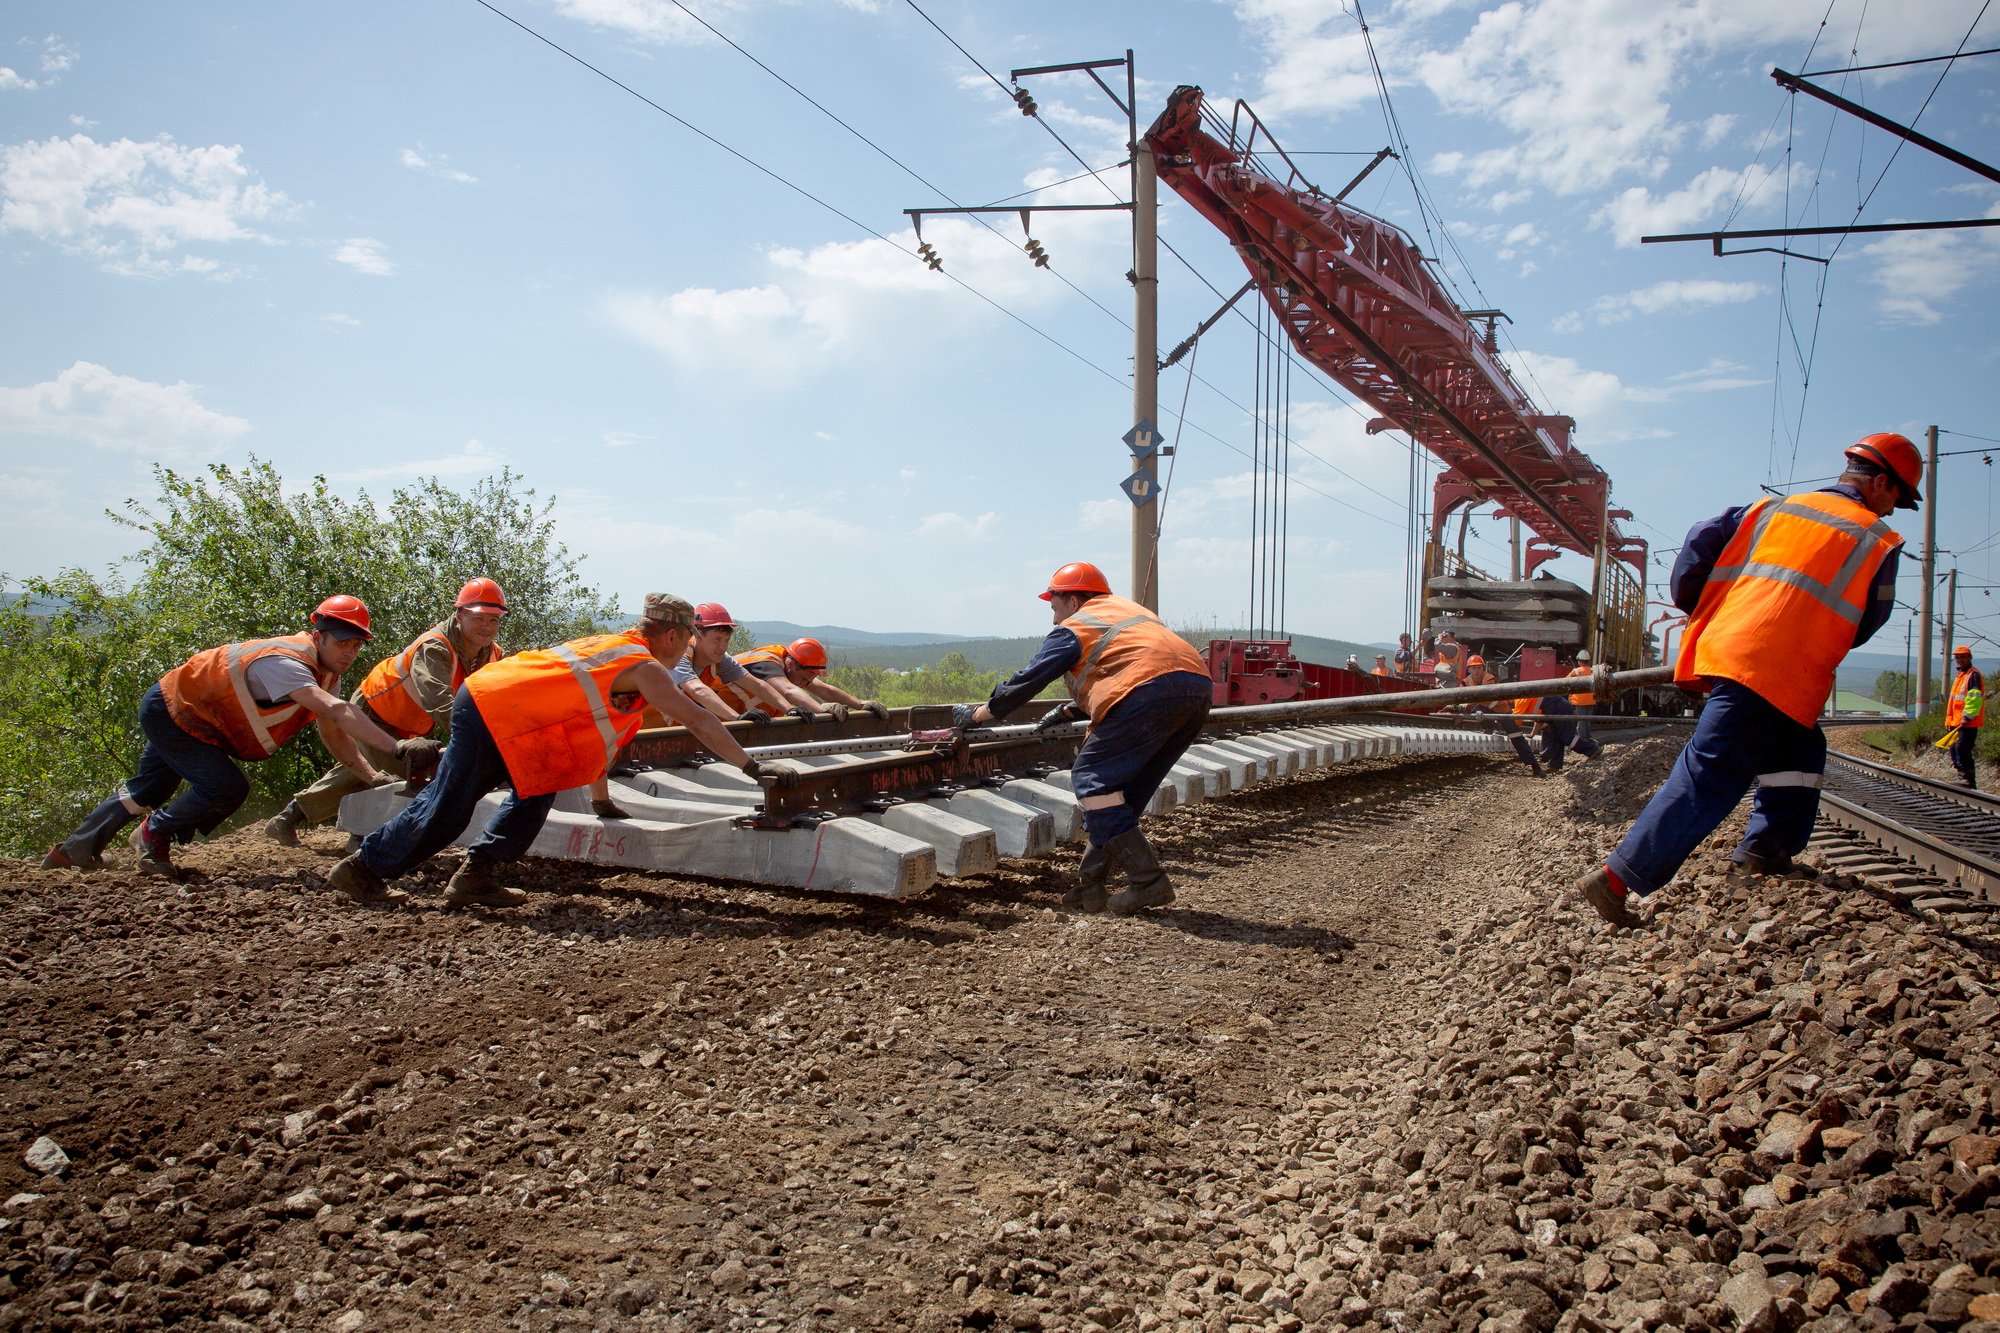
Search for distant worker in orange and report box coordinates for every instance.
[956,562,1212,915]
[1947,645,1984,788]
[1574,433,1914,927]
[326,595,767,909]
[1564,649,1599,753]
[1464,654,1495,687]
[1433,630,1464,682]
[1372,654,1392,677]
[266,578,510,846]
[727,638,887,721]
[42,597,439,878]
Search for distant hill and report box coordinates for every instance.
[738,621,998,649]
[818,627,1388,676]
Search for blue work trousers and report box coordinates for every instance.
[1070,674,1212,846]
[62,684,252,859]
[1607,679,1825,895]
[1951,724,1980,787]
[357,687,556,878]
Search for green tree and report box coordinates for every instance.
[0,458,614,858]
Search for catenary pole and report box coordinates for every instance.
[1919,424,1939,713]
[1944,566,1958,701]
[1129,49,1161,611]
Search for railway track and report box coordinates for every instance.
[1811,751,2000,912]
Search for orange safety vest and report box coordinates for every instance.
[160,634,339,762]
[708,645,786,714]
[1059,594,1210,723]
[466,630,657,797]
[1948,669,1985,728]
[1676,490,1902,727]
[358,623,503,739]
[1566,665,1595,706]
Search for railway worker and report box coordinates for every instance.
[1947,645,1984,788]
[1573,432,1916,928]
[327,594,771,910]
[1498,694,1545,777]
[41,597,440,877]
[1372,654,1392,677]
[265,578,510,846]
[729,638,888,722]
[952,561,1212,915]
[1393,632,1416,675]
[673,603,796,723]
[1564,650,1598,752]
[1465,654,1495,688]
[1434,631,1464,682]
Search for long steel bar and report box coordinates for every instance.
[1642,218,2000,246]
[1817,792,2000,902]
[1769,67,2000,186]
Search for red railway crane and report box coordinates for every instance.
[1146,86,1649,675]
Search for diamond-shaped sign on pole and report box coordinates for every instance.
[1119,469,1158,507]
[1122,418,1161,459]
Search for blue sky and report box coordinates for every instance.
[3,0,1997,651]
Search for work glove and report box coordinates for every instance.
[950,703,983,730]
[860,700,890,720]
[740,710,773,726]
[393,736,443,771]
[742,759,796,789]
[1035,702,1086,732]
[591,798,632,820]
[785,705,818,722]
[822,702,851,723]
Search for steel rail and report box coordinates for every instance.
[1819,754,2000,902]
[1826,751,2000,814]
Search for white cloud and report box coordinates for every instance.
[0,133,289,276]
[1594,162,1800,247]
[0,360,249,458]
[913,511,999,539]
[550,0,878,43]
[317,312,362,326]
[0,69,29,92]
[332,439,501,483]
[0,36,76,91]
[331,237,394,276]
[399,147,476,184]
[603,431,653,448]
[1077,497,1126,532]
[1863,217,2000,324]
[1554,277,1764,329]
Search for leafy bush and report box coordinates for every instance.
[0,459,614,858]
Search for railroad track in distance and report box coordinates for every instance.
[1811,752,2000,914]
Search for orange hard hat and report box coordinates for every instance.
[785,637,829,671]
[1468,654,1485,666]
[455,577,508,614]
[1039,561,1113,601]
[1955,645,1972,658]
[1845,432,1922,508]
[312,594,373,641]
[692,602,736,630]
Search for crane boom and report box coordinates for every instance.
[1145,86,1644,576]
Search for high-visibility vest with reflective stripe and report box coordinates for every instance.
[358,623,503,739]
[1949,669,1985,728]
[709,645,786,714]
[160,634,338,762]
[1566,666,1595,706]
[1058,594,1210,723]
[1675,490,1902,727]
[466,630,656,797]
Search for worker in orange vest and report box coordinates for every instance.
[1947,645,1984,787]
[326,594,767,909]
[1575,433,1913,927]
[1502,693,1546,777]
[1562,649,1603,761]
[1371,654,1392,677]
[265,578,510,846]
[1464,654,1495,687]
[954,562,1212,915]
[41,597,439,878]
[671,603,796,723]
[729,638,882,720]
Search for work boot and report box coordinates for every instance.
[444,855,528,909]
[264,801,306,848]
[1104,829,1175,915]
[1061,843,1111,913]
[1728,849,1794,880]
[591,797,632,819]
[327,854,410,907]
[39,843,104,871]
[1572,866,1643,928]
[128,817,180,879]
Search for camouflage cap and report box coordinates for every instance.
[641,593,696,629]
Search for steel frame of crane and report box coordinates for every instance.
[1145,87,1644,578]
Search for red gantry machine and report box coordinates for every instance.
[1145,87,1653,705]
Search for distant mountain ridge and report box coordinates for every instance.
[738,621,999,649]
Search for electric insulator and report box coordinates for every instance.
[917,241,943,271]
[1024,238,1049,268]
[1012,86,1038,117]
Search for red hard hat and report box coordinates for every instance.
[455,577,509,614]
[692,602,736,630]
[312,594,373,641]
[1038,561,1113,601]
[1845,433,1923,508]
[785,637,829,671]
[1468,654,1485,666]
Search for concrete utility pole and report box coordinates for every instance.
[1944,565,1958,704]
[1919,424,1939,713]
[1510,516,1522,582]
[1128,51,1161,612]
